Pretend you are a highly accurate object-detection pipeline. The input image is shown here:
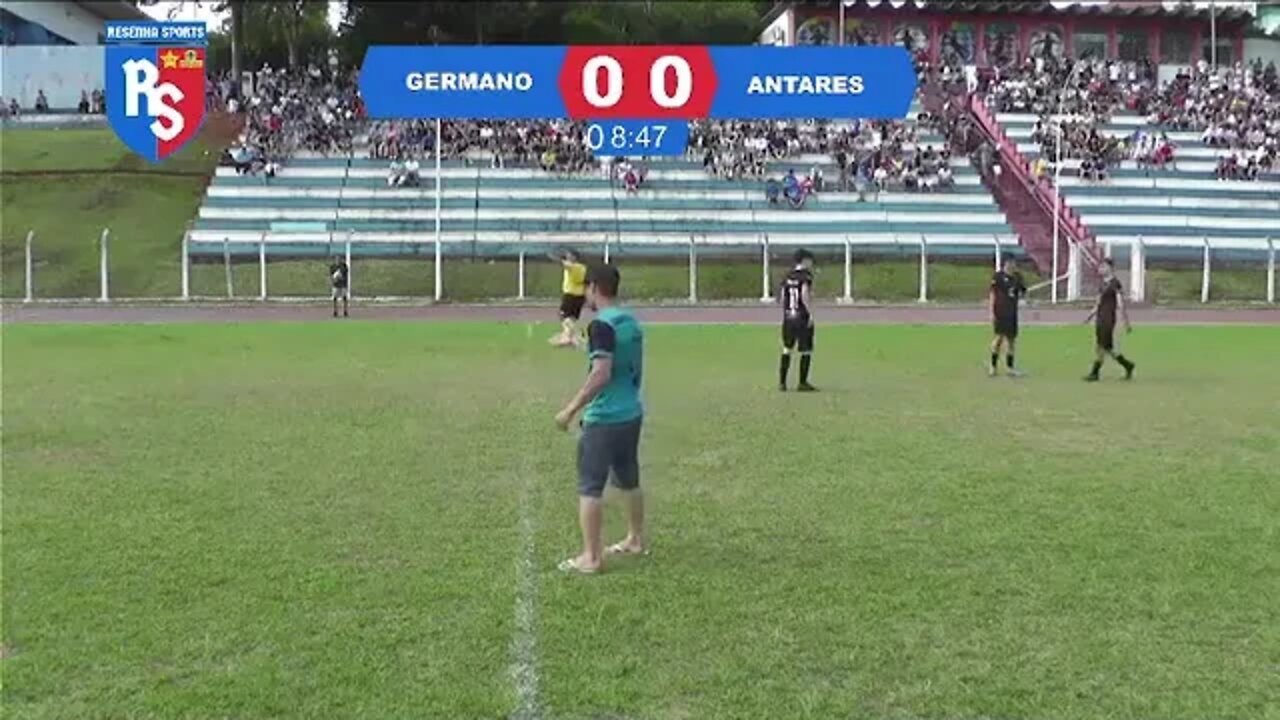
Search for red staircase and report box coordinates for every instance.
[965,95,1104,294]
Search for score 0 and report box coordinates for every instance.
[558,46,718,120]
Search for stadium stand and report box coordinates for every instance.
[191,107,1020,280]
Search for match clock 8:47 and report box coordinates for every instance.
[585,120,688,157]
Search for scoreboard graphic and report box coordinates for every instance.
[359,45,918,157]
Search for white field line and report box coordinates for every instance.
[510,462,544,720]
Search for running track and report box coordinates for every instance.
[3,303,1278,325]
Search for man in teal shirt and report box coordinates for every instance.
[555,264,646,574]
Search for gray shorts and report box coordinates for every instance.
[577,416,643,499]
[331,285,349,299]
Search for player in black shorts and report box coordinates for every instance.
[329,256,349,318]
[1083,258,1136,381]
[779,249,817,392]
[988,254,1026,377]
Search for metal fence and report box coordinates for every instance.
[8,228,1276,305]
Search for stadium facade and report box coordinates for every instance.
[760,0,1274,66]
[0,1,146,110]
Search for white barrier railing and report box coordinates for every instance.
[14,229,1278,305]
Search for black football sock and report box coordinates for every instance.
[1089,360,1102,377]
[1006,354,1015,369]
[779,354,791,386]
[1116,354,1133,370]
[990,353,999,370]
[799,355,812,385]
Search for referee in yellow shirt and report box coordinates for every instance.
[551,249,588,348]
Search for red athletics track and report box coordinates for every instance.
[2,303,1278,325]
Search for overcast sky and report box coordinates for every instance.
[139,1,345,31]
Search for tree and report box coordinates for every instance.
[136,0,244,76]
[242,0,329,68]
[339,0,768,57]
[137,0,327,74]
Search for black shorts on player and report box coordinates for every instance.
[778,249,816,392]
[1085,262,1135,381]
[988,255,1026,376]
[992,313,1018,341]
[559,293,585,320]
[781,318,815,353]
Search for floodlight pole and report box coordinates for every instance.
[434,117,443,302]
[1052,63,1083,305]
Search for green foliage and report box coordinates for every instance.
[138,0,332,71]
[337,0,768,63]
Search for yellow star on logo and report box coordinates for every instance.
[160,51,180,69]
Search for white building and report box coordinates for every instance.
[0,1,148,109]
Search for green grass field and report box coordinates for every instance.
[3,321,1278,720]
[2,128,1270,304]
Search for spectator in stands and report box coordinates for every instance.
[78,90,90,114]
[91,89,105,114]
[34,90,48,112]
[7,98,18,117]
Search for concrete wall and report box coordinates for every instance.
[1244,36,1280,65]
[0,1,106,45]
[0,46,102,108]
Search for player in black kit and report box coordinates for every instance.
[779,249,817,392]
[329,256,349,318]
[1083,259,1135,381]
[989,254,1026,377]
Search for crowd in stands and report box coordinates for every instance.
[984,55,1278,183]
[210,51,1276,190]
[686,117,956,195]
[367,119,597,172]
[216,64,362,177]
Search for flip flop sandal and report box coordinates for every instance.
[557,557,600,575]
[606,542,651,557]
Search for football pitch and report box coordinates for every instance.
[2,319,1278,720]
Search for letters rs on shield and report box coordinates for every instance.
[105,21,207,164]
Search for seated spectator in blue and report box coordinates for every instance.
[765,178,782,204]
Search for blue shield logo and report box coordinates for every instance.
[106,39,206,163]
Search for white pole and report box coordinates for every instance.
[604,235,611,264]
[838,1,845,46]
[224,237,234,299]
[841,237,852,304]
[259,236,267,300]
[99,228,110,302]
[1067,240,1081,301]
[1052,122,1062,304]
[993,235,1002,270]
[434,117,443,302]
[517,243,526,300]
[760,234,772,302]
[1131,236,1146,303]
[1210,0,1218,70]
[24,230,34,303]
[345,239,353,300]
[181,228,190,300]
[918,236,928,303]
[1201,237,1211,304]
[1267,237,1275,304]
[688,236,697,304]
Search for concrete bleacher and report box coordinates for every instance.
[998,113,1278,264]
[190,124,1018,263]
